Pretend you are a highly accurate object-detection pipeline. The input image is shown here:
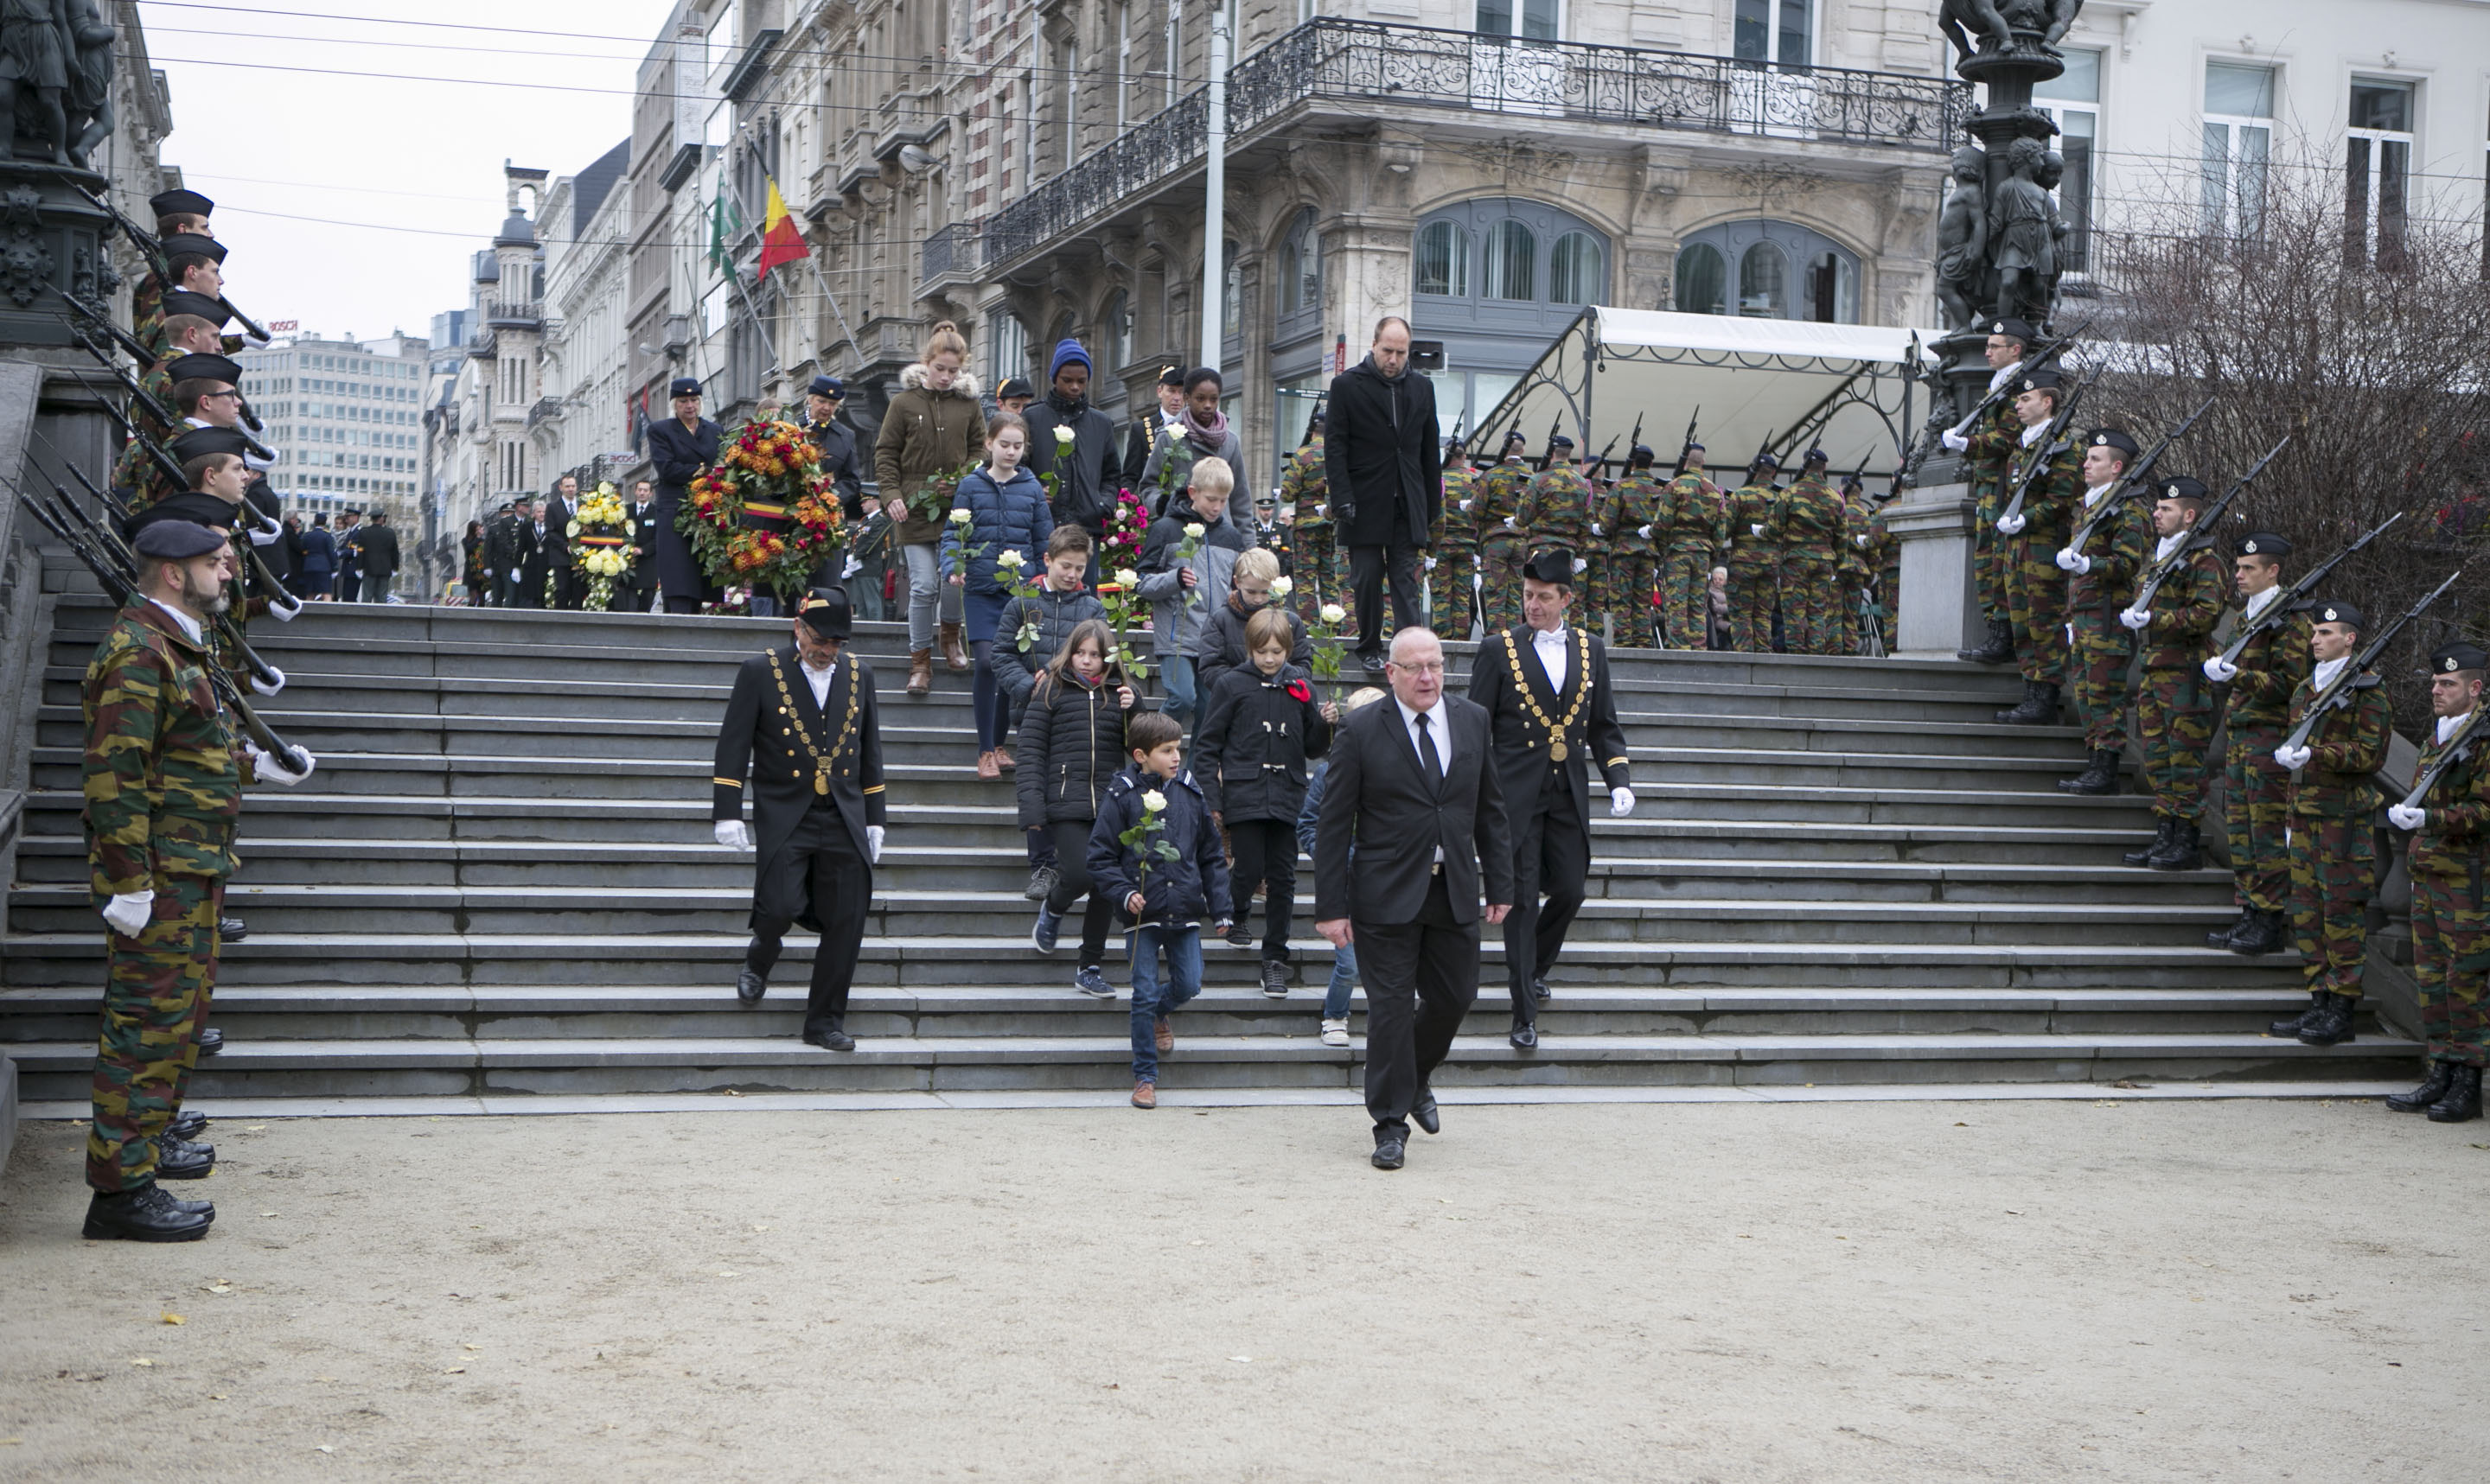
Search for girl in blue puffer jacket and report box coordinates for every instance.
[942,411,1057,777]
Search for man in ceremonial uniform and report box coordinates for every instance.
[1721,451,1782,652]
[1472,429,1536,635]
[1598,443,1666,648]
[2201,532,2310,954]
[2385,641,2490,1121]
[1468,551,1635,1050]
[712,586,886,1051]
[1776,447,1845,655]
[1941,317,2034,665]
[2055,430,2151,794]
[2269,602,2391,1048]
[1655,440,1721,649]
[80,520,314,1241]
[1992,370,2083,723]
[1122,365,1187,489]
[1278,407,1341,625]
[1427,432,1478,641]
[2117,477,2227,871]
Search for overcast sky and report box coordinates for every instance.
[137,0,679,346]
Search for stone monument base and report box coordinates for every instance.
[1889,477,1981,659]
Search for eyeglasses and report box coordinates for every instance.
[1388,660,1446,676]
[201,390,240,401]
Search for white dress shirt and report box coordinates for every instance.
[2312,655,2349,692]
[2242,585,2282,623]
[801,655,836,710]
[1395,694,1451,863]
[148,597,203,646]
[1532,624,1570,691]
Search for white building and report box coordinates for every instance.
[233,333,431,521]
[535,140,642,489]
[439,166,551,540]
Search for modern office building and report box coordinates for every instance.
[233,333,432,521]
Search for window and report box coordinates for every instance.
[1549,231,1603,304]
[2034,48,2099,273]
[1739,241,1788,317]
[1415,220,1471,297]
[2347,80,2415,270]
[1276,209,1320,331]
[1104,289,1132,370]
[1733,0,1810,67]
[1163,0,1180,110]
[1675,220,1856,322]
[1802,250,1855,323]
[1473,0,1556,41]
[2202,62,2274,237]
[991,312,1027,386]
[1484,220,1536,300]
[1222,240,1241,341]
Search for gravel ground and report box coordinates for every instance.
[3,1098,2486,1482]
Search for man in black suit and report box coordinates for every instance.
[648,376,725,613]
[1469,551,1638,1049]
[357,510,400,603]
[619,479,663,613]
[1325,316,1440,677]
[511,499,551,608]
[712,586,887,1051]
[1120,364,1186,490]
[1315,626,1512,1169]
[545,475,583,610]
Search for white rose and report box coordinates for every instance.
[1269,576,1293,598]
[1116,567,1140,587]
[1320,603,1346,624]
[1184,523,1205,539]
[996,550,1025,568]
[1053,426,1076,448]
[1142,790,1168,812]
[948,508,972,525]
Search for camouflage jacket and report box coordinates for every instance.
[2067,485,2154,615]
[1598,470,1665,556]
[2002,435,2084,538]
[1656,473,1723,556]
[1279,436,1328,533]
[2410,710,2490,878]
[131,271,166,362]
[2137,542,2228,670]
[1776,474,1843,570]
[1476,456,1534,550]
[2221,598,2314,729]
[1433,465,1478,554]
[83,600,244,896]
[1722,481,1779,570]
[1838,495,1874,582]
[1518,466,1594,558]
[1961,398,2021,497]
[2285,671,2391,819]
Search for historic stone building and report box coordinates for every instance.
[439,167,550,538]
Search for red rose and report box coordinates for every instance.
[1286,678,1312,703]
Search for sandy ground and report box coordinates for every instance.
[2,1098,2486,1483]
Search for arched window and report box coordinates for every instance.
[1549,231,1604,304]
[1738,241,1788,317]
[1484,220,1536,300]
[1675,242,1728,314]
[1415,220,1470,297]
[1102,290,1132,369]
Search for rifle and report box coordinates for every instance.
[1592,434,1622,482]
[38,424,289,627]
[1444,411,1465,453]
[2278,564,2466,756]
[61,360,190,494]
[73,182,271,343]
[1942,316,2092,442]
[63,318,278,465]
[2122,436,2289,622]
[1671,406,1702,479]
[2214,511,2405,668]
[1746,430,1776,481]
[1536,415,1561,473]
[2397,700,2490,814]
[2063,397,2214,561]
[1625,411,1644,463]
[1993,362,2103,531]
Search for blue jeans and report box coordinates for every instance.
[1324,940,1360,1020]
[1129,924,1203,1083]
[1160,654,1197,723]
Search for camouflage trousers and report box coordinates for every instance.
[2289,811,2374,999]
[2136,667,2213,820]
[2068,602,2136,752]
[1602,551,1660,648]
[2223,717,2292,913]
[1779,557,1842,654]
[2003,529,2072,686]
[1660,548,1712,650]
[1726,562,1778,653]
[1427,552,1475,642]
[1292,526,1350,629]
[1971,479,2008,622]
[2410,863,2490,1066]
[1477,538,1528,636]
[87,873,222,1193]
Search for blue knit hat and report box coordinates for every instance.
[1049,339,1091,379]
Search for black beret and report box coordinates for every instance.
[131,519,227,559]
[164,353,243,385]
[2018,368,2064,392]
[1988,318,2037,343]
[807,375,842,398]
[1803,446,1829,465]
[162,232,226,264]
[1502,429,1529,449]
[1548,434,1575,451]
[797,585,853,638]
[1522,550,1574,587]
[2157,476,2209,502]
[168,425,252,464]
[1629,443,1655,465]
[1683,439,1706,453]
[669,377,703,398]
[997,378,1034,400]
[2314,602,2364,629]
[2235,532,2291,558]
[2087,428,2140,459]
[1752,452,1781,473]
[150,188,214,220]
[2432,641,2489,673]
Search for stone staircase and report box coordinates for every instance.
[0,587,2414,1113]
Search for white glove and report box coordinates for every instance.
[101,890,153,937]
[1501,519,1520,532]
[1590,523,1604,536]
[1423,556,1437,570]
[1609,787,1636,818]
[1637,525,1653,540]
[1940,429,1970,453]
[2275,744,2312,771]
[841,554,864,578]
[2053,548,2079,572]
[2117,608,2149,632]
[1749,523,1765,538]
[2202,655,2238,683]
[246,521,278,546]
[1572,557,1588,574]
[268,589,303,621]
[1312,505,1326,519]
[714,819,751,850]
[2388,804,2425,831]
[866,825,884,864]
[250,665,285,697]
[1995,512,2025,536]
[244,328,272,349]
[251,744,315,785]
[1855,534,1871,549]
[1459,499,1472,513]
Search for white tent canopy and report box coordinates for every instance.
[1465,307,1944,481]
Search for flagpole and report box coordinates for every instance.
[734,119,860,373]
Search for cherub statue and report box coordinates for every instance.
[1991,137,2057,323]
[1938,0,2014,59]
[1933,145,1987,331]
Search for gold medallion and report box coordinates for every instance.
[815,771,830,795]
[1548,740,1568,761]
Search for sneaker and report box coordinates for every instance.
[1075,965,1114,999]
[1260,960,1289,998]
[1320,1017,1350,1048]
[1224,923,1255,949]
[1132,1080,1156,1110]
[1024,863,1058,901]
[1154,1016,1174,1054]
[1032,907,1062,955]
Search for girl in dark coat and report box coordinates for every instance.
[1015,618,1136,993]
[942,411,1057,777]
[1193,606,1332,994]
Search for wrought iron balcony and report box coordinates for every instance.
[920,220,982,287]
[485,299,542,329]
[977,18,1971,270]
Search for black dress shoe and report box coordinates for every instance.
[167,1110,208,1140]
[195,1026,223,1057]
[220,916,246,943]
[154,1134,215,1180]
[1411,1090,1440,1136]
[737,967,766,1004]
[1531,978,1552,1004]
[82,1184,214,1242]
[1509,1023,1538,1051]
[1359,651,1387,676]
[803,1022,855,1052]
[1370,1137,1405,1170]
[2386,1062,2457,1113]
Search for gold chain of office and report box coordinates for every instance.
[1502,627,1591,762]
[767,651,860,794]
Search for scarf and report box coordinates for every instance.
[1181,400,1229,458]
[2242,585,2282,622]
[2313,655,2350,692]
[2441,712,2467,744]
[2154,530,2189,563]
[2019,421,2050,448]
[1046,388,1089,418]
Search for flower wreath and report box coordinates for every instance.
[565,483,636,612]
[680,418,848,598]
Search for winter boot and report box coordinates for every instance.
[2058,748,2121,795]
[2426,1065,2483,1123]
[2148,818,2203,871]
[2385,1061,2456,1113]
[907,648,933,697]
[2123,817,2174,868]
[2296,992,2357,1047]
[1996,680,2061,726]
[940,621,970,671]
[1957,615,2015,665]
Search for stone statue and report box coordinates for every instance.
[1991,137,2057,330]
[1933,146,1987,332]
[0,0,68,165]
[60,0,111,169]
[1938,0,2014,59]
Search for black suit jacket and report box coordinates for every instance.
[712,646,887,866]
[648,416,723,495]
[1467,627,1632,829]
[516,522,552,593]
[1314,693,1510,927]
[623,501,665,589]
[802,419,867,518]
[1324,357,1442,548]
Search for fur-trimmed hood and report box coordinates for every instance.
[899,361,981,399]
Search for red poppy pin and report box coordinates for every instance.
[1286,678,1313,703]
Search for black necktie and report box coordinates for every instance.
[1414,710,1441,788]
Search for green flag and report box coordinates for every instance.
[707,192,746,282]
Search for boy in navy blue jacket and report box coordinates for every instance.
[1088,710,1233,1108]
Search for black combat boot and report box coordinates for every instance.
[2123,818,2174,868]
[154,1134,216,1181]
[167,1110,209,1140]
[81,1183,214,1242]
[2058,748,2121,795]
[1993,679,2036,723]
[2204,910,2253,951]
[1995,681,2061,726]
[2427,1065,2483,1123]
[2297,992,2357,1047]
[2148,819,2204,871]
[2385,1061,2457,1112]
[1958,615,2015,665]
[2268,988,2326,1037]
[2228,908,2288,957]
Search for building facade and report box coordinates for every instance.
[437,166,551,546]
[534,140,640,490]
[233,334,431,523]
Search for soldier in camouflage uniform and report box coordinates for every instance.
[1427,434,1478,641]
[112,320,228,506]
[2269,601,2391,1048]
[2055,430,2152,795]
[1836,472,1874,654]
[1518,435,1593,578]
[1277,412,1340,629]
[2117,477,2227,871]
[2201,532,2311,956]
[1776,448,1845,655]
[1721,453,1783,652]
[132,189,216,360]
[79,521,313,1242]
[1992,371,2083,723]
[2384,640,2490,1121]
[1473,429,1536,635]
[1941,318,2037,665]
[1597,444,1666,647]
[1654,441,1721,649]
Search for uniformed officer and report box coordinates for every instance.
[2055,430,2152,793]
[80,520,314,1241]
[1278,407,1341,627]
[1517,435,1593,569]
[1777,447,1845,655]
[1598,444,1665,648]
[2384,640,2490,1121]
[1654,440,1722,649]
[1993,369,2084,723]
[1468,550,1634,1050]
[1473,429,1536,634]
[1722,452,1782,652]
[712,586,886,1050]
[2117,477,2229,870]
[131,188,214,360]
[2202,532,2311,954]
[1427,432,1478,641]
[1943,317,2036,665]
[2269,601,2392,1047]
